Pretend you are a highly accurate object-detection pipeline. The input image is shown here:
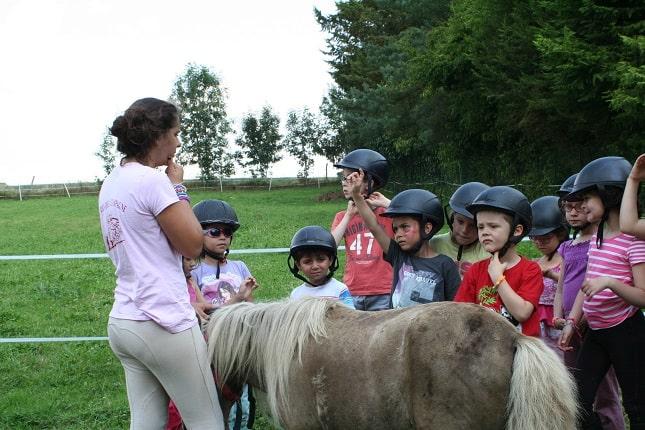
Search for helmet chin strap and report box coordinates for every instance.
[287,255,339,287]
[596,212,609,249]
[409,218,432,255]
[204,248,229,279]
[496,214,521,258]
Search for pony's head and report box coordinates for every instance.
[204,298,334,425]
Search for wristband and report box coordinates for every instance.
[551,316,564,326]
[174,183,190,203]
[565,317,577,327]
[493,275,506,287]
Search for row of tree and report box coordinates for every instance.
[96,64,336,180]
[99,0,643,196]
[314,0,644,194]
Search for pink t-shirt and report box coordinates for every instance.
[583,233,645,329]
[99,163,197,333]
[331,207,394,296]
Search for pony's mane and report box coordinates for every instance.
[205,297,333,423]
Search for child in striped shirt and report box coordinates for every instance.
[559,156,645,430]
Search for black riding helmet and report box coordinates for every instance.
[193,199,240,231]
[193,199,240,278]
[529,196,568,237]
[467,186,532,257]
[381,189,444,253]
[288,226,339,286]
[448,182,490,220]
[556,174,577,200]
[334,149,389,196]
[566,156,632,248]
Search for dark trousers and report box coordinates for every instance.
[574,311,645,430]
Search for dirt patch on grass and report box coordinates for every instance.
[316,190,344,202]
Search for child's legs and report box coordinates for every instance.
[228,384,250,429]
[574,328,611,430]
[108,318,224,430]
[353,294,390,311]
[594,366,625,430]
[605,312,645,430]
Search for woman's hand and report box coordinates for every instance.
[165,158,184,185]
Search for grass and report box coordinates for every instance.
[0,185,539,428]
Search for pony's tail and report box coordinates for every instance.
[506,336,579,430]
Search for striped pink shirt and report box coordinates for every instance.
[583,233,645,329]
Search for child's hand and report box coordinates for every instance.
[558,324,575,351]
[347,170,364,198]
[366,191,391,208]
[192,302,215,321]
[235,276,260,303]
[581,277,612,298]
[346,200,358,217]
[629,153,645,181]
[487,252,507,283]
[552,317,566,330]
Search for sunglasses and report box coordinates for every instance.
[203,227,233,238]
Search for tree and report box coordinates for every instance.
[283,108,327,180]
[171,63,234,180]
[235,106,283,178]
[96,129,116,178]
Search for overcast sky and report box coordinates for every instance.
[0,0,337,185]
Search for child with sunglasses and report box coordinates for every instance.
[191,199,258,430]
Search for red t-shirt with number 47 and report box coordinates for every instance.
[332,206,394,296]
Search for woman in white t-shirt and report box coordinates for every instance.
[99,98,224,429]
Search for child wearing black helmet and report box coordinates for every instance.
[191,199,258,430]
[332,149,394,311]
[288,226,355,309]
[430,182,490,278]
[454,186,544,336]
[528,196,569,352]
[348,171,460,309]
[557,156,645,429]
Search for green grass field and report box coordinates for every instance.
[0,185,539,429]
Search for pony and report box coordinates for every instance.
[205,298,578,429]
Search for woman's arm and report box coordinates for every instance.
[157,201,203,258]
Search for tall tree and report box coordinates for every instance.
[235,106,283,178]
[283,108,326,180]
[95,129,116,178]
[171,63,234,180]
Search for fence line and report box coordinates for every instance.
[0,337,109,344]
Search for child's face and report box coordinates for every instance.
[529,232,560,256]
[296,251,332,285]
[580,192,604,224]
[562,200,587,228]
[451,213,478,245]
[476,210,520,253]
[340,168,367,200]
[182,257,197,275]
[393,216,430,251]
[203,223,233,255]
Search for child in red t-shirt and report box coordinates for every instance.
[331,149,394,311]
[454,186,544,336]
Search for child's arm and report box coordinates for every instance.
[348,170,391,252]
[552,260,566,329]
[581,264,645,307]
[189,277,215,320]
[488,252,535,322]
[365,191,391,208]
[620,153,645,238]
[559,290,585,351]
[331,200,358,246]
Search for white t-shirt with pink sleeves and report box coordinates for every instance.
[583,232,645,329]
[99,162,197,333]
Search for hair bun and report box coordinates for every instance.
[110,116,127,139]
